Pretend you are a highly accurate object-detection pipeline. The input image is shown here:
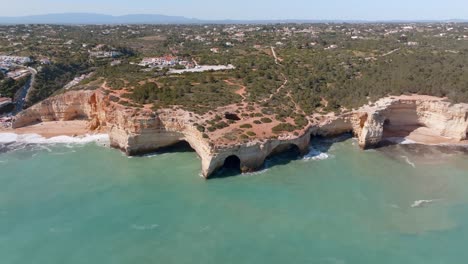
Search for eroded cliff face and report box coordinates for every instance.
[355,96,468,148]
[13,90,215,174]
[13,91,468,178]
[13,90,98,128]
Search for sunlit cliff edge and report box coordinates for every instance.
[10,89,468,178]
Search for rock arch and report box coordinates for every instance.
[267,143,302,159]
[156,140,196,153]
[208,155,243,178]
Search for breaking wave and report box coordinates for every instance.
[0,133,109,144]
[0,133,109,153]
[303,146,330,161]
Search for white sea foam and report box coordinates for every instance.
[411,199,440,208]
[0,133,18,143]
[401,155,416,168]
[0,133,109,145]
[144,153,159,158]
[130,224,159,230]
[303,147,330,161]
[241,168,269,176]
[385,137,417,145]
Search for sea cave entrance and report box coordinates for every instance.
[147,140,196,155]
[223,155,241,171]
[164,140,195,153]
[212,155,242,178]
[266,143,302,166]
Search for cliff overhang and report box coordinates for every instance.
[12,91,468,178]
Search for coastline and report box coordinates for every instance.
[6,91,468,177]
[0,120,109,145]
[1,120,466,148]
[0,120,95,138]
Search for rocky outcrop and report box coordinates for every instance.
[12,90,99,128]
[12,91,468,178]
[355,96,468,148]
[12,90,215,175]
[203,132,311,177]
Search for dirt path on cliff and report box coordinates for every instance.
[271,46,283,65]
[224,80,247,101]
[264,47,305,114]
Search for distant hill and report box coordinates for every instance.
[0,13,466,25]
[0,13,201,25]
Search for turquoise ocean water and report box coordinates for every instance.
[1,136,468,264]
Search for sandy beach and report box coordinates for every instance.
[0,120,96,138]
[383,126,468,146]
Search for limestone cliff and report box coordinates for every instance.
[355,96,468,148]
[12,91,468,178]
[13,90,215,175]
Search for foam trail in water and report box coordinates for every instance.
[401,155,416,168]
[241,168,269,176]
[130,224,159,230]
[411,199,441,208]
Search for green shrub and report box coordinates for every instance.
[272,123,296,134]
[246,131,256,136]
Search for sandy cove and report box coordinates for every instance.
[0,120,96,138]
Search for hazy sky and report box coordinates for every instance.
[1,0,467,20]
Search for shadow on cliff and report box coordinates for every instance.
[134,141,196,156]
[210,133,353,179]
[309,133,353,154]
[211,155,243,179]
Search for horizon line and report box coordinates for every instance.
[0,12,466,23]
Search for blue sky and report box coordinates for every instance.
[1,0,467,20]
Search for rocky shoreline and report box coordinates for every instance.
[9,89,468,178]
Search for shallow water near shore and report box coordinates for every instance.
[1,137,468,263]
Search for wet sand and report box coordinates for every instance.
[0,120,97,138]
[383,126,468,145]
